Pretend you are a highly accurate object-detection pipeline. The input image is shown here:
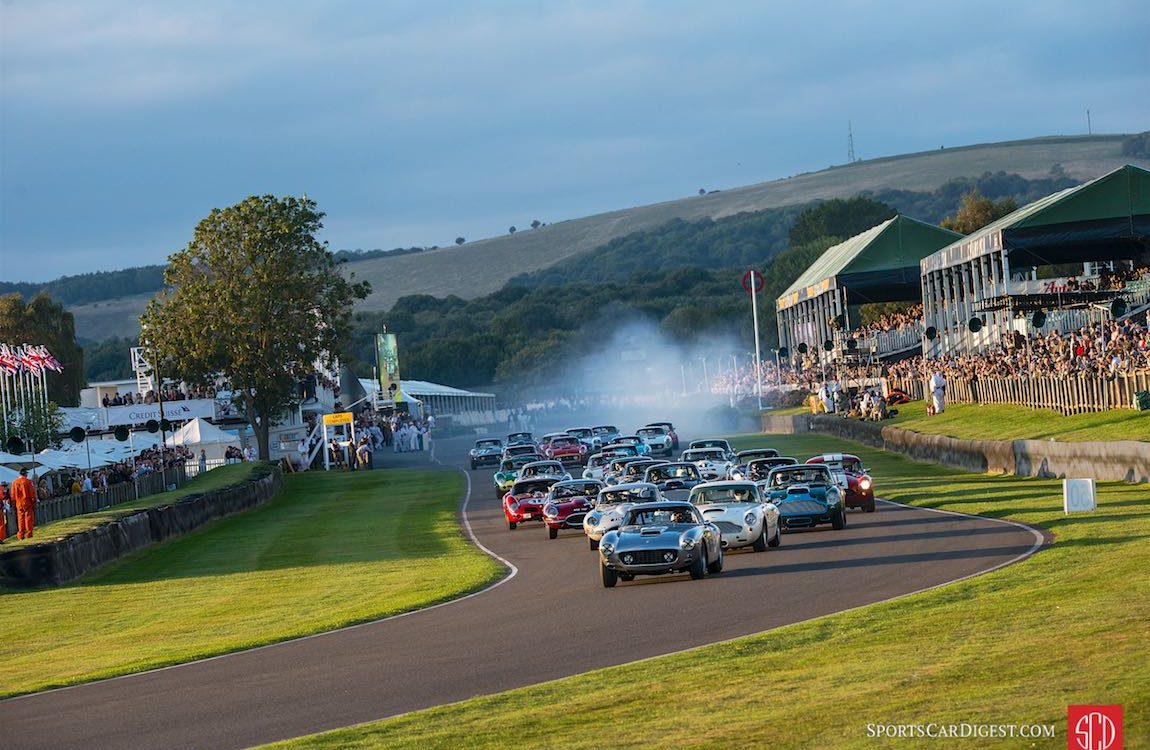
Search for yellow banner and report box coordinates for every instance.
[323,411,354,426]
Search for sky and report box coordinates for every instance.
[1,0,1147,283]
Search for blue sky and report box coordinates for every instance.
[2,0,1147,282]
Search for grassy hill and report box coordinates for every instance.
[67,134,1147,341]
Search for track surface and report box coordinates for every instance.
[0,433,1043,750]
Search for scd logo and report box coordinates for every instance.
[1068,705,1122,750]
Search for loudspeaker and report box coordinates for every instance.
[823,339,834,351]
[5,436,25,454]
[1032,309,1047,328]
[146,419,160,433]
[925,326,937,340]
[777,347,789,359]
[846,338,858,351]
[797,342,808,354]
[114,425,130,441]
[968,317,983,333]
[70,427,86,443]
[1111,299,1127,318]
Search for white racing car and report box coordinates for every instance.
[680,447,734,481]
[689,480,781,552]
[583,482,662,550]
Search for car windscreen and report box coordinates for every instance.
[683,450,723,461]
[692,486,756,504]
[636,429,664,438]
[476,440,502,449]
[771,469,829,486]
[624,507,698,525]
[512,481,553,496]
[554,483,598,498]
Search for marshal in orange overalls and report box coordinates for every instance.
[11,472,36,540]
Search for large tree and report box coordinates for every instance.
[141,195,370,460]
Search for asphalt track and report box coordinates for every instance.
[0,432,1045,750]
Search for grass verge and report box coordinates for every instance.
[263,433,1149,749]
[0,468,501,698]
[773,399,1149,442]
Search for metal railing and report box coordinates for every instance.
[889,372,1150,415]
[12,465,189,527]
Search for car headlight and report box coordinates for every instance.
[586,513,600,526]
[600,542,615,556]
[744,511,756,526]
[859,478,872,490]
[681,537,696,550]
[508,501,518,512]
[543,504,558,518]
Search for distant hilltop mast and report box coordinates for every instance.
[847,121,857,163]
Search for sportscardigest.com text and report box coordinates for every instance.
[866,723,1057,740]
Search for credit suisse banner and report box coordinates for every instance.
[102,399,217,427]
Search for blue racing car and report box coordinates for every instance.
[760,463,847,530]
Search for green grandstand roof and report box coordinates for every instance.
[922,164,1150,272]
[777,215,962,311]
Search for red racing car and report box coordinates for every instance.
[503,477,563,530]
[542,479,604,539]
[806,453,875,512]
[540,434,589,467]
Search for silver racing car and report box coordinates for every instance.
[599,501,723,587]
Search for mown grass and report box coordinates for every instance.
[264,432,1149,750]
[773,399,1149,442]
[0,468,501,698]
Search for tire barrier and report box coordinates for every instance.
[760,413,1149,484]
[0,467,282,589]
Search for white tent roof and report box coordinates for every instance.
[167,417,239,446]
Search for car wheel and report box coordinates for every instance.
[689,550,707,580]
[832,507,846,530]
[601,563,618,588]
[589,537,599,551]
[768,523,781,547]
[548,526,558,540]
[508,520,518,530]
[865,498,876,513]
[707,547,723,574]
[619,573,635,582]
[470,461,477,470]
[752,524,768,552]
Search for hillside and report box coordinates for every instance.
[66,134,1148,340]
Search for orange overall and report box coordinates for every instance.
[11,475,36,540]
[0,485,7,541]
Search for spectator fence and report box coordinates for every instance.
[891,373,1150,415]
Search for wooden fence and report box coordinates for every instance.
[890,372,1150,415]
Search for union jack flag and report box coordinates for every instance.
[0,344,19,375]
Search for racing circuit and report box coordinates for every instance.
[0,429,1045,750]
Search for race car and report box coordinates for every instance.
[635,426,674,457]
[615,458,667,486]
[506,431,536,446]
[540,433,589,467]
[518,460,571,481]
[504,476,563,530]
[806,453,875,512]
[744,456,799,482]
[727,448,781,480]
[762,464,847,531]
[582,450,630,480]
[492,454,543,497]
[583,482,662,550]
[689,480,780,552]
[688,438,736,461]
[680,447,734,481]
[599,501,723,586]
[502,443,541,461]
[644,421,680,450]
[469,438,505,470]
[600,455,649,485]
[611,434,650,456]
[542,479,604,539]
[565,427,602,453]
[591,425,621,445]
[642,461,704,493]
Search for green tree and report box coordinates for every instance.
[788,196,896,248]
[940,191,1018,234]
[141,195,370,459]
[0,292,85,405]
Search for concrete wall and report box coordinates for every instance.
[0,467,283,589]
[761,413,1150,483]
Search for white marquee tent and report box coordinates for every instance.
[166,417,239,461]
